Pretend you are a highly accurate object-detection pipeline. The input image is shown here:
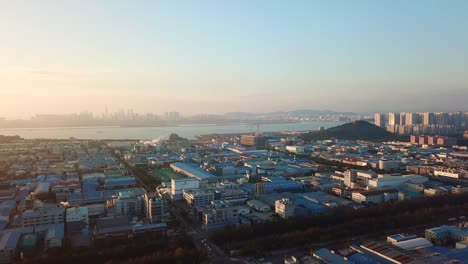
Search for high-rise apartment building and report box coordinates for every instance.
[449,112,463,130]
[405,112,419,125]
[435,112,449,125]
[399,113,407,125]
[344,169,358,187]
[422,112,435,125]
[388,112,400,126]
[374,113,385,128]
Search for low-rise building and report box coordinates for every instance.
[66,206,89,234]
[144,194,169,223]
[214,188,248,204]
[434,169,463,179]
[424,187,449,196]
[170,178,200,200]
[247,199,270,212]
[351,189,398,204]
[202,200,241,231]
[286,146,304,154]
[183,189,214,207]
[50,180,81,193]
[379,158,400,171]
[170,162,217,181]
[425,225,468,244]
[387,233,417,244]
[107,190,144,218]
[275,198,295,219]
[452,185,468,194]
[19,205,64,227]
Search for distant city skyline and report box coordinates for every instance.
[1,1,468,118]
[2,108,468,121]
[1,108,467,122]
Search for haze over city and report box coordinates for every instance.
[1,0,468,118]
[2,2,468,264]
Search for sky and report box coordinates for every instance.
[1,0,467,119]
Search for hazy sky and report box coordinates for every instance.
[1,1,467,118]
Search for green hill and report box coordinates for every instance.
[301,120,399,141]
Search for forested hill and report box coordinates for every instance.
[301,120,399,141]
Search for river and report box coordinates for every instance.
[0,121,343,140]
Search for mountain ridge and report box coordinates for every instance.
[223,109,357,117]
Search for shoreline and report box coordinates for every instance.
[0,120,339,131]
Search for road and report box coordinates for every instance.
[171,201,246,264]
[111,147,242,263]
[108,145,153,192]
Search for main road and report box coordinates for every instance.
[170,201,247,264]
[108,143,245,263]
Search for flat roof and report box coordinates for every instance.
[394,238,432,250]
[361,241,415,264]
[170,162,216,180]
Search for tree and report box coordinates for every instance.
[168,133,186,142]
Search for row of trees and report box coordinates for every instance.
[211,193,468,255]
[133,163,161,188]
[0,135,22,143]
[25,235,208,264]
